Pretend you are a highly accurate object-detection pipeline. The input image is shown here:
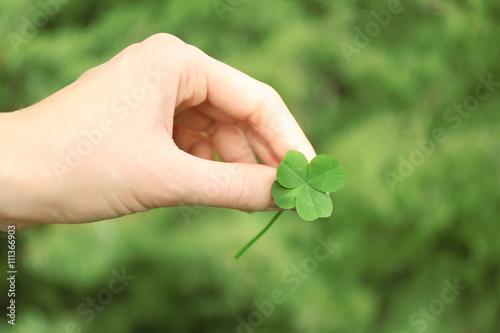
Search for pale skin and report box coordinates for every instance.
[0,33,316,231]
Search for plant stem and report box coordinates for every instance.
[235,210,284,260]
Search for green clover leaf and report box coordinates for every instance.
[235,150,346,259]
[295,185,333,221]
[272,150,346,221]
[307,154,347,193]
[276,150,308,188]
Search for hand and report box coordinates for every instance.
[0,33,316,230]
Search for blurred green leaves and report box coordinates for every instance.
[1,0,499,332]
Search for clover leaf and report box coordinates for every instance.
[235,150,346,259]
[272,150,346,221]
[275,150,308,188]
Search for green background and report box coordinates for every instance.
[1,0,499,332]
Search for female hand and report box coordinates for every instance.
[0,33,316,230]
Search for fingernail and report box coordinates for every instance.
[268,199,280,210]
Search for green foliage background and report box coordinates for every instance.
[1,0,499,332]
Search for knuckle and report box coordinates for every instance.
[246,84,281,128]
[136,33,187,65]
[260,83,281,101]
[143,33,185,48]
[114,42,142,67]
[122,42,141,53]
[182,43,205,61]
[231,173,257,210]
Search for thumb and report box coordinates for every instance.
[175,153,277,211]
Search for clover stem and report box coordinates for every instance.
[235,210,284,260]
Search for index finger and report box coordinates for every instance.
[192,47,317,162]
